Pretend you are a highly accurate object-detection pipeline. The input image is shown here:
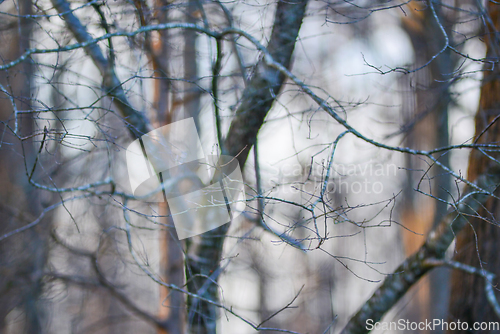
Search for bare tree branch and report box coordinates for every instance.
[340,168,500,334]
[51,0,152,138]
[223,0,308,166]
[425,259,500,319]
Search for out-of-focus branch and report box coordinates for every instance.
[223,0,308,165]
[50,231,172,331]
[46,270,172,330]
[51,0,151,138]
[217,1,249,86]
[185,2,308,333]
[212,37,223,150]
[339,168,500,334]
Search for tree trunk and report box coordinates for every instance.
[400,1,455,327]
[184,1,308,333]
[0,0,46,332]
[448,2,500,331]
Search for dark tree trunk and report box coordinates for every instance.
[184,1,308,333]
[0,0,46,332]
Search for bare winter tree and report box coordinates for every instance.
[2,1,500,334]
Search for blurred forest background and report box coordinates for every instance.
[1,0,500,333]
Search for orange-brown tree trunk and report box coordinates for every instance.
[150,2,190,333]
[448,3,500,331]
[400,2,455,327]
